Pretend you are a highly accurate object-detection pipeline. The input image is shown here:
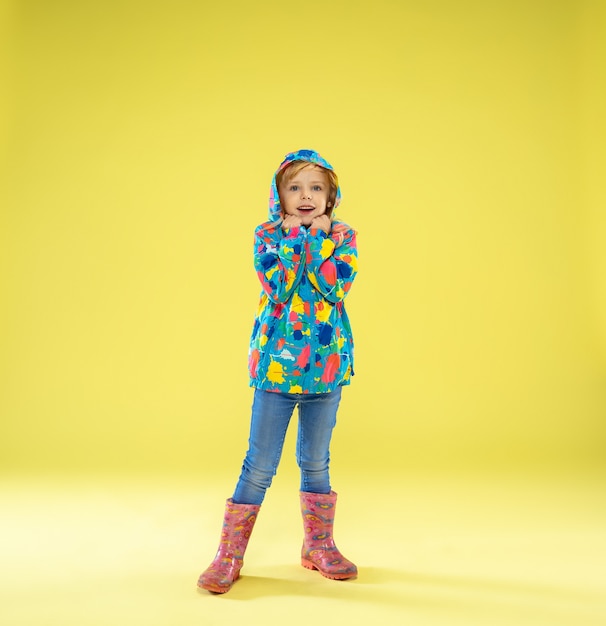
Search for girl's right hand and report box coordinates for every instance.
[282,215,303,230]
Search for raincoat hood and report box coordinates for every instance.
[268,149,342,221]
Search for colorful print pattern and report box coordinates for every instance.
[249,149,358,394]
[299,490,358,580]
[197,499,261,593]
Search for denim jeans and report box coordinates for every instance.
[232,386,343,505]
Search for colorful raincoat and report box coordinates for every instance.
[248,149,358,394]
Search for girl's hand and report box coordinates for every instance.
[282,214,303,230]
[311,215,331,234]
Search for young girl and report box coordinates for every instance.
[198,149,358,594]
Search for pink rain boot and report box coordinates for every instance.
[300,490,357,580]
[197,499,260,593]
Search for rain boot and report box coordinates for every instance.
[300,490,357,580]
[197,499,260,593]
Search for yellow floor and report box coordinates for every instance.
[1,471,605,626]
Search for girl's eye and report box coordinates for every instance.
[289,185,299,191]
[312,186,322,191]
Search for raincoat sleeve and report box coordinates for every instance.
[305,227,358,303]
[253,224,307,303]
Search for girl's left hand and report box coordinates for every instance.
[311,215,331,234]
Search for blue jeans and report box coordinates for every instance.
[232,386,343,505]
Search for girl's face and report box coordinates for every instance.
[279,165,331,226]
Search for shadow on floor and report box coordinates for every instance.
[196,563,605,625]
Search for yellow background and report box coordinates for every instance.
[2,0,604,477]
[2,2,606,625]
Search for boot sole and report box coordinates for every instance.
[197,572,240,594]
[301,558,357,580]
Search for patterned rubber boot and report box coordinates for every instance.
[300,490,357,580]
[197,499,260,593]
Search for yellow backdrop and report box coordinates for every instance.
[1,0,605,477]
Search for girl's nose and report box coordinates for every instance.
[301,189,311,199]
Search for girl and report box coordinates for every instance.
[198,149,358,593]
